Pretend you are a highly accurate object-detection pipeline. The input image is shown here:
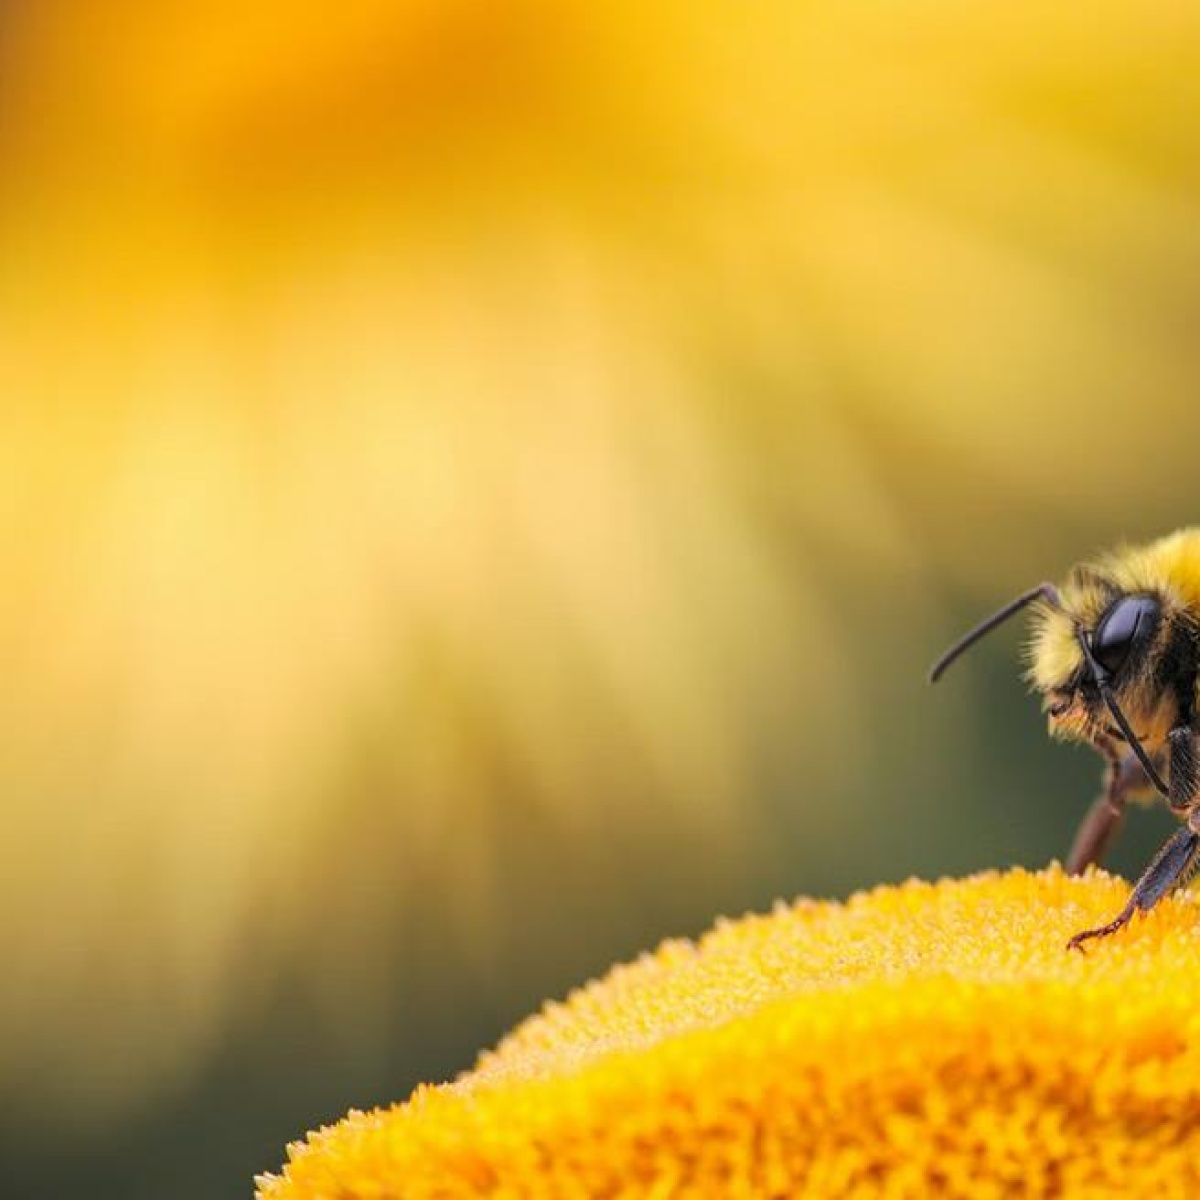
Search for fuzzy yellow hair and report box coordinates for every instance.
[1027,527,1200,697]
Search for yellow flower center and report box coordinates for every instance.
[258,867,1200,1198]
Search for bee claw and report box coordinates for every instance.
[1066,911,1135,953]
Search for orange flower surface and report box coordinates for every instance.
[258,867,1200,1198]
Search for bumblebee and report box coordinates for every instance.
[931,528,1200,950]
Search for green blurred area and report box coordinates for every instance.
[2,3,1200,1196]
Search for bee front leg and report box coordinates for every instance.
[1168,725,1199,812]
[1067,821,1200,952]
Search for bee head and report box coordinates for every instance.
[930,577,1179,801]
[1035,591,1169,747]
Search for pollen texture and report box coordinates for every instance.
[257,867,1200,1199]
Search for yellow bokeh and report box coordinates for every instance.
[5,0,1200,1154]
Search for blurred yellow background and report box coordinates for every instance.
[4,3,1200,1195]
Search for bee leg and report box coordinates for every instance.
[1065,751,1148,875]
[1168,725,1199,812]
[1067,823,1200,952]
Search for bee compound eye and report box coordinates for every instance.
[1091,595,1158,676]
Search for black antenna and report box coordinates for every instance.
[928,582,1062,684]
[1076,628,1170,799]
